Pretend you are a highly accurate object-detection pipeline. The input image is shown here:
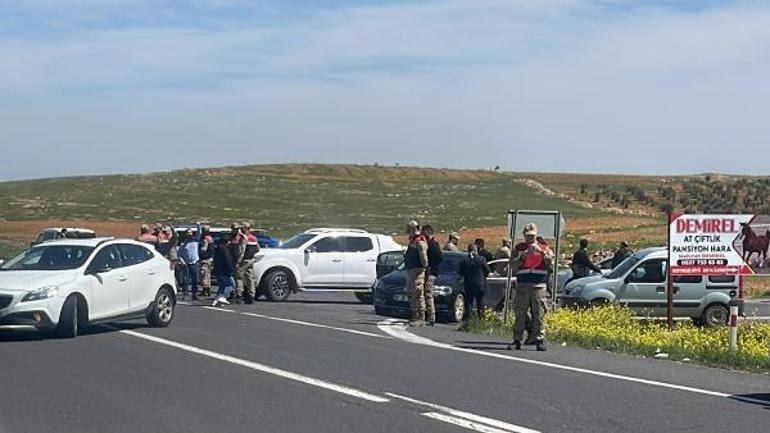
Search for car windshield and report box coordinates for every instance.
[605,256,640,279]
[279,234,316,249]
[1,245,94,271]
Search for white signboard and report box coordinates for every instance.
[668,214,765,276]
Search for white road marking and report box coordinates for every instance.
[377,319,770,406]
[201,306,237,313]
[422,412,533,433]
[240,312,389,339]
[390,393,540,433]
[117,329,389,403]
[177,301,191,305]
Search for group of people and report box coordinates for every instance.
[569,239,635,281]
[137,222,261,307]
[405,221,554,351]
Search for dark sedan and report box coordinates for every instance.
[373,252,512,322]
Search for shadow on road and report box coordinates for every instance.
[731,394,770,408]
[0,322,147,343]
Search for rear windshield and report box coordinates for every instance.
[1,245,94,271]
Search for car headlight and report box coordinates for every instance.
[432,285,453,296]
[22,286,59,302]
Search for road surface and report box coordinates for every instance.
[1,293,768,433]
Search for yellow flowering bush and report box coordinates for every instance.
[462,305,770,372]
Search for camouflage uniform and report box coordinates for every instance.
[405,225,429,326]
[511,224,554,350]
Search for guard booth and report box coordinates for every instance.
[503,210,566,319]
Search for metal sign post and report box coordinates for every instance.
[666,213,674,330]
[504,210,565,319]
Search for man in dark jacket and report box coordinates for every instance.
[611,241,634,268]
[422,225,443,326]
[474,238,494,262]
[458,244,490,322]
[570,239,602,282]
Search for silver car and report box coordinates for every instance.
[561,247,740,327]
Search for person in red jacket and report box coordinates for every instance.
[509,223,553,352]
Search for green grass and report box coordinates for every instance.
[0,164,604,237]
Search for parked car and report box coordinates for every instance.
[252,228,403,302]
[561,247,741,327]
[0,238,177,337]
[373,252,520,322]
[32,228,96,246]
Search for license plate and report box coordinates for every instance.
[393,294,409,302]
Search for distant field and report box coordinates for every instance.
[0,164,605,237]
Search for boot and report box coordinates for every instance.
[507,340,522,351]
[409,311,425,327]
[536,339,547,352]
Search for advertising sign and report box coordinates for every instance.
[669,214,770,276]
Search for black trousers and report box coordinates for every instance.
[463,289,485,321]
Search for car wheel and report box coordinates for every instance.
[701,304,729,328]
[589,298,609,308]
[147,287,175,327]
[450,293,465,323]
[355,292,373,304]
[57,295,79,338]
[374,305,388,316]
[263,270,293,302]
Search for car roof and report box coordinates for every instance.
[32,237,151,248]
[304,228,369,235]
[40,227,95,233]
[633,247,667,259]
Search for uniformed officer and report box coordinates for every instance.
[198,224,215,297]
[508,223,553,352]
[422,224,442,326]
[404,220,429,327]
[228,223,247,303]
[240,222,260,304]
[443,232,460,252]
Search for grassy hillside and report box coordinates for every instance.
[0,164,603,239]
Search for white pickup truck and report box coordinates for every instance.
[253,228,403,302]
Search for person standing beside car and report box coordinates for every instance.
[239,222,260,304]
[569,239,601,282]
[422,224,442,326]
[458,243,490,322]
[212,237,235,307]
[493,237,513,275]
[177,228,200,301]
[475,238,494,262]
[228,223,247,304]
[509,223,553,352]
[405,220,429,327]
[198,224,215,297]
[137,224,158,246]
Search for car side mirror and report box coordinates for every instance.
[87,265,111,275]
[305,246,317,254]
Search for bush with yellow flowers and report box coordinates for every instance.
[461,305,770,372]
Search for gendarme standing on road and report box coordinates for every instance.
[509,223,554,352]
[404,220,429,327]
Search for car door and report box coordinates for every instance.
[617,258,668,316]
[342,236,377,288]
[85,245,131,319]
[671,275,704,317]
[302,236,345,287]
[118,243,158,311]
[485,259,511,310]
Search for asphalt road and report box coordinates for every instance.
[1,292,769,433]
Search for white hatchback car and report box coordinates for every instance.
[0,238,177,337]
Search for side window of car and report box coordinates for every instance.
[312,237,344,253]
[88,246,123,272]
[600,258,613,270]
[345,237,374,252]
[674,276,702,284]
[708,276,735,284]
[119,244,154,267]
[628,259,666,284]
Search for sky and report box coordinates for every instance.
[1,0,769,180]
